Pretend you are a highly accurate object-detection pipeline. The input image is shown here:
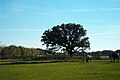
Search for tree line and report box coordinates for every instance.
[0,44,67,60]
[0,45,46,59]
[0,44,119,60]
[90,50,120,59]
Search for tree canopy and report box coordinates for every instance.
[41,23,90,56]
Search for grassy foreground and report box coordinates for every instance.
[0,61,120,80]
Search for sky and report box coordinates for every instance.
[0,0,120,51]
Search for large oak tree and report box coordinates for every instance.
[41,23,90,57]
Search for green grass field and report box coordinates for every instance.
[0,61,120,80]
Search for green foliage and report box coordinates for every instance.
[41,23,90,56]
[0,45,46,59]
[0,61,120,80]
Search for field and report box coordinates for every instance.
[0,61,120,80]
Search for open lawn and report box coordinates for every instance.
[0,61,120,80]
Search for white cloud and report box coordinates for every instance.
[112,3,120,6]
[100,8,120,11]
[6,1,27,12]
[89,30,120,38]
[86,20,120,23]
[0,29,46,32]
[68,8,120,13]
[36,8,94,16]
[70,9,94,12]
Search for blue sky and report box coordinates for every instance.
[0,0,120,51]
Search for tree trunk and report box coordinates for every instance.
[82,49,85,61]
[64,53,66,59]
[82,53,84,61]
[68,49,73,58]
[70,53,73,57]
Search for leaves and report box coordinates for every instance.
[41,23,90,55]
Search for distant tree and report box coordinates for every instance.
[0,42,6,58]
[0,47,10,59]
[19,46,25,57]
[9,45,17,58]
[115,50,120,53]
[41,23,90,58]
[102,50,113,56]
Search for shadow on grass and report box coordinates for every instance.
[0,60,83,65]
[94,60,120,64]
[0,59,119,65]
